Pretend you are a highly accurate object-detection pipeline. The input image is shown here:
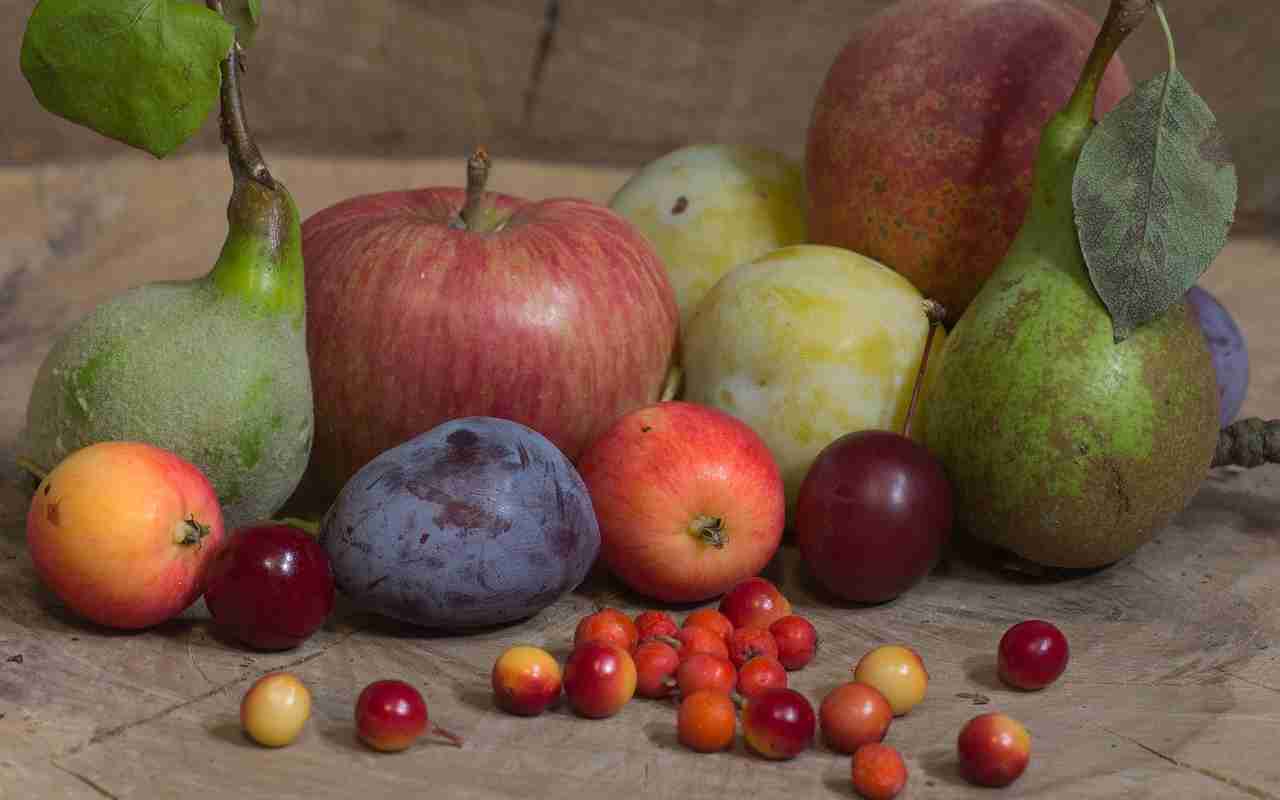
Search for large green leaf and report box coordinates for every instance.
[1072,66,1237,342]
[21,0,236,158]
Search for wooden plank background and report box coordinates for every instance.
[1,1,1276,230]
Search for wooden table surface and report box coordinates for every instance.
[2,154,1279,799]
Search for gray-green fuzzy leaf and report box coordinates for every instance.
[20,0,235,158]
[1072,68,1237,342]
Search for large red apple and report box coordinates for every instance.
[26,441,226,630]
[806,0,1131,322]
[296,151,679,506]
[576,401,785,603]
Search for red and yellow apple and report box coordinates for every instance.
[682,244,945,513]
[806,0,1131,321]
[576,401,786,603]
[26,441,226,629]
[609,143,808,333]
[296,154,679,506]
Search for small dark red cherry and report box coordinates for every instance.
[997,620,1070,690]
[204,524,335,651]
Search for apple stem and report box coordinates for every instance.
[206,0,274,188]
[901,300,947,439]
[175,516,212,546]
[430,723,465,748]
[689,515,727,549]
[457,147,495,232]
[1213,418,1280,467]
[14,456,49,483]
[730,692,746,710]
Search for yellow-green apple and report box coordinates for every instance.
[609,144,807,334]
[576,401,785,603]
[681,244,945,514]
[26,441,226,629]
[296,152,679,507]
[806,0,1131,322]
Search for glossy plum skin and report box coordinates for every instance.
[796,430,953,604]
[1187,285,1249,427]
[998,620,1069,691]
[204,524,336,651]
[320,417,600,630]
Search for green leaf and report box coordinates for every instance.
[1072,67,1237,342]
[20,0,235,158]
[226,0,261,47]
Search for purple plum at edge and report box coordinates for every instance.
[1186,285,1249,428]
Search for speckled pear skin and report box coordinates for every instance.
[920,94,1219,570]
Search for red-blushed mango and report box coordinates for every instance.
[806,0,1132,322]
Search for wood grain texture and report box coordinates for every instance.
[1,156,1279,798]
[2,0,1277,226]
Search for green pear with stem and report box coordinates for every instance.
[919,0,1218,569]
[20,10,313,530]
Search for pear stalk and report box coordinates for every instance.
[206,0,273,188]
[1063,0,1152,125]
[901,300,946,440]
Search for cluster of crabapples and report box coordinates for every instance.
[490,577,1072,797]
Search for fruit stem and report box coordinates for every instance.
[901,300,947,439]
[14,456,49,483]
[206,0,273,188]
[1213,418,1280,468]
[175,516,212,546]
[660,364,684,402]
[456,147,506,233]
[1063,0,1152,125]
[688,515,727,549]
[430,724,465,748]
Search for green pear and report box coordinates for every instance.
[920,0,1218,569]
[20,41,313,530]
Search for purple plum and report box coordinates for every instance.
[1186,285,1249,427]
[320,417,600,631]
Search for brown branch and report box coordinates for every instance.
[1213,418,1280,468]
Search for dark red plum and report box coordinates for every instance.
[1186,285,1249,427]
[319,417,600,631]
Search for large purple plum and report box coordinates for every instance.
[319,417,600,631]
[1187,285,1249,427]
